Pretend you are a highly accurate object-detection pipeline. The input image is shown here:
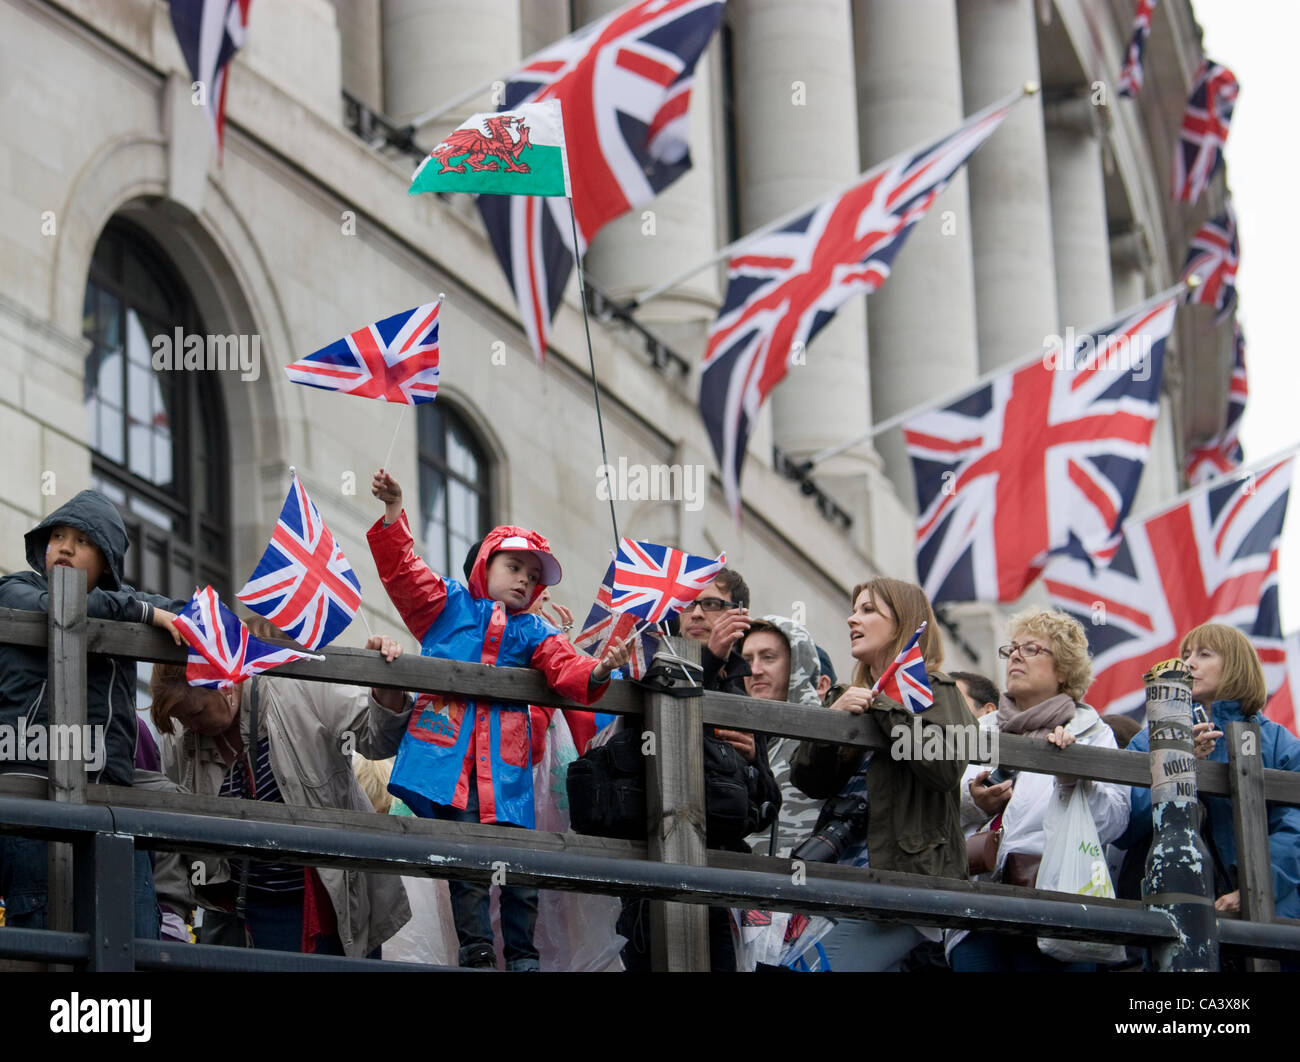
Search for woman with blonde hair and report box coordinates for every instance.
[1120,623,1300,919]
[952,606,1129,971]
[789,577,975,970]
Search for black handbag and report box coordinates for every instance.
[566,729,755,846]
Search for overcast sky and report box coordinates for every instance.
[1189,1,1299,633]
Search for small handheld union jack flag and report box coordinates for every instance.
[284,299,441,404]
[572,562,662,680]
[174,586,321,689]
[871,622,933,714]
[237,471,363,650]
[1180,204,1238,321]
[611,539,726,625]
[1173,59,1238,204]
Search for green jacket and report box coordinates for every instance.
[789,670,974,880]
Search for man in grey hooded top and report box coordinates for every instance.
[739,616,827,857]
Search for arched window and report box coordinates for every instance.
[417,403,492,577]
[81,220,232,600]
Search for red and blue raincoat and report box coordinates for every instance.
[368,516,606,827]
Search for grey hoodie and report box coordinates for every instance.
[743,615,826,857]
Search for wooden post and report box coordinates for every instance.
[1226,719,1280,973]
[46,564,88,940]
[644,636,710,971]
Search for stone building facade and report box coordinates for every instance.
[0,0,1232,681]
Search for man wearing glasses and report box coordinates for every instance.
[677,569,752,693]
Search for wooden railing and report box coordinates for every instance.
[0,566,1297,971]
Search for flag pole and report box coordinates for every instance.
[1109,442,1300,530]
[799,280,1192,471]
[624,83,1038,312]
[567,199,622,550]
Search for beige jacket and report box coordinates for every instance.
[160,674,413,957]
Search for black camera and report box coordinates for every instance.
[985,765,1016,786]
[790,795,870,864]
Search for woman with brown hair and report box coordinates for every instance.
[1120,622,1300,920]
[788,576,975,970]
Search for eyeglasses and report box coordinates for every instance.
[998,642,1054,660]
[686,597,739,613]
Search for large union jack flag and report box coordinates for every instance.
[611,539,725,624]
[904,295,1179,605]
[874,624,934,714]
[477,0,724,361]
[1045,457,1292,718]
[284,300,440,404]
[1173,59,1238,204]
[236,472,362,650]
[1185,321,1247,486]
[699,94,1015,519]
[1117,0,1157,99]
[174,585,319,689]
[572,562,662,680]
[168,0,252,157]
[1180,204,1238,321]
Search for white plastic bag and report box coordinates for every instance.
[1035,783,1126,964]
[527,710,626,971]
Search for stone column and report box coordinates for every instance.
[957,0,1059,370]
[854,0,979,511]
[729,0,877,544]
[329,0,383,110]
[1110,225,1151,312]
[1044,93,1114,330]
[382,0,521,129]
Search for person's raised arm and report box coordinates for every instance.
[366,468,448,641]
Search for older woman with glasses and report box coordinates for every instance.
[949,607,1129,972]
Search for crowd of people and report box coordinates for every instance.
[1,481,1297,972]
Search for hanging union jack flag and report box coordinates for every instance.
[1185,322,1248,486]
[284,300,440,404]
[873,623,934,714]
[611,539,726,625]
[572,562,662,680]
[1181,204,1238,321]
[904,295,1179,605]
[477,0,724,361]
[1117,0,1157,99]
[700,93,1016,519]
[174,586,319,689]
[237,472,363,650]
[168,0,252,157]
[1173,59,1238,204]
[1045,457,1292,718]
